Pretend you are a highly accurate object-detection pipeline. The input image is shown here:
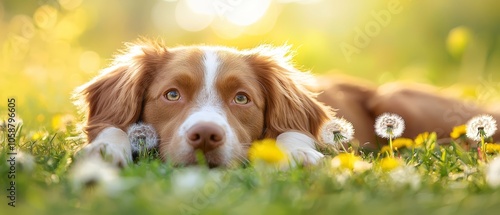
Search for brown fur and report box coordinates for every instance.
[317,75,500,147]
[246,51,333,142]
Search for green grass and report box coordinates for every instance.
[2,122,500,215]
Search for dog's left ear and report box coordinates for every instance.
[246,46,333,141]
[73,39,169,141]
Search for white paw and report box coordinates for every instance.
[286,147,324,166]
[78,127,132,168]
[276,131,324,166]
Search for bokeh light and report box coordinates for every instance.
[447,26,471,58]
[175,0,213,32]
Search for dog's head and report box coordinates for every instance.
[75,39,332,167]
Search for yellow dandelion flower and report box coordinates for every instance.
[32,131,47,141]
[485,143,500,154]
[249,139,287,165]
[378,157,402,172]
[414,132,437,148]
[380,138,413,154]
[51,114,76,131]
[393,138,413,149]
[331,153,362,170]
[52,114,62,131]
[450,124,466,139]
[380,145,392,154]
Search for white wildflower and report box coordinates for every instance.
[389,166,421,190]
[374,113,405,139]
[127,123,158,153]
[70,157,123,195]
[321,117,355,146]
[353,160,373,173]
[16,151,35,172]
[486,156,500,188]
[334,171,351,186]
[171,167,205,196]
[466,114,497,141]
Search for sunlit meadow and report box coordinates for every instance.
[2,0,500,214]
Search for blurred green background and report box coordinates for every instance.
[1,0,500,131]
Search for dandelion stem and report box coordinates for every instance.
[410,146,415,164]
[479,128,487,162]
[333,131,349,153]
[139,138,147,160]
[481,137,484,156]
[389,135,394,158]
[339,142,348,153]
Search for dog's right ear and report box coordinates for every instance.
[246,45,333,141]
[73,39,169,142]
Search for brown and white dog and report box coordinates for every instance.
[74,39,500,167]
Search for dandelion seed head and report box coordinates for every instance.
[16,151,35,172]
[389,166,421,190]
[127,123,158,153]
[321,117,355,145]
[171,167,205,195]
[374,113,405,139]
[70,157,120,193]
[466,115,497,141]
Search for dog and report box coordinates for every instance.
[74,39,500,167]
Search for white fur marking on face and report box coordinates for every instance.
[175,49,239,164]
[200,49,220,106]
[178,107,229,136]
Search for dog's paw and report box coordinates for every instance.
[286,147,324,166]
[80,142,131,168]
[276,131,324,167]
[77,127,132,168]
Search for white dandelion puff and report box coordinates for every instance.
[353,160,373,173]
[374,113,405,139]
[16,151,35,172]
[127,123,158,153]
[389,166,421,190]
[321,117,355,145]
[171,167,205,196]
[486,156,500,188]
[70,157,123,194]
[466,114,497,141]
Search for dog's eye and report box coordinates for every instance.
[233,93,249,104]
[164,90,180,101]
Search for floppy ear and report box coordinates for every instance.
[74,40,169,142]
[246,46,333,142]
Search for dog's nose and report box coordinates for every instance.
[186,122,225,152]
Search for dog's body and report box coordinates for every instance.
[74,40,500,167]
[316,75,500,147]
